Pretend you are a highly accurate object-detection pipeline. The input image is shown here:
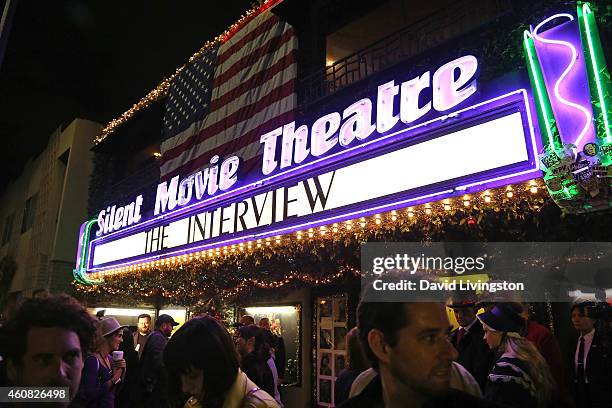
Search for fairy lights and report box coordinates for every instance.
[78,181,544,281]
[75,181,550,303]
[94,0,283,145]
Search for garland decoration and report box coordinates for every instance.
[73,181,612,306]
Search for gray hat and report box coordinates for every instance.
[99,317,127,337]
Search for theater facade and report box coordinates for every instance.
[74,1,611,406]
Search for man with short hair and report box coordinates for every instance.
[136,314,178,407]
[449,299,491,390]
[0,294,98,407]
[340,289,502,407]
[568,302,612,408]
[133,313,151,359]
[259,317,286,381]
[240,314,255,326]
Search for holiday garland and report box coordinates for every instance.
[73,184,612,307]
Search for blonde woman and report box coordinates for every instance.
[477,303,554,408]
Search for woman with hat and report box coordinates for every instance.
[477,303,554,408]
[73,317,127,407]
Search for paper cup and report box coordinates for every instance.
[112,350,124,361]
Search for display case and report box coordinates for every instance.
[238,304,302,387]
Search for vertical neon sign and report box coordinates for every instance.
[73,219,103,285]
[523,3,612,213]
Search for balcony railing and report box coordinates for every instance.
[299,0,512,107]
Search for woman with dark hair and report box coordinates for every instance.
[334,327,370,405]
[164,316,278,408]
[478,303,554,408]
[73,317,127,408]
[235,325,276,399]
[116,327,139,407]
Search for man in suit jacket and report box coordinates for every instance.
[449,300,493,391]
[568,302,612,408]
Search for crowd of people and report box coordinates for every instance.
[0,287,610,408]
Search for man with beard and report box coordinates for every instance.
[340,284,503,408]
[136,314,178,407]
[133,313,151,360]
[1,294,97,407]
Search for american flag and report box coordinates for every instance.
[160,8,297,182]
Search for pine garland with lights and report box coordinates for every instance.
[73,183,612,307]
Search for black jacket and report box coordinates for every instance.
[135,329,168,407]
[240,352,275,398]
[338,374,505,408]
[450,320,493,390]
[567,330,612,408]
[484,356,538,408]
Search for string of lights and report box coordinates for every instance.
[73,180,553,304]
[85,180,542,279]
[94,0,282,145]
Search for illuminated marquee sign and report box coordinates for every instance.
[77,54,540,277]
[96,55,479,236]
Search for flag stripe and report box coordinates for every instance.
[162,109,295,181]
[162,76,296,163]
[210,50,297,113]
[161,91,295,179]
[216,13,280,66]
[213,27,295,89]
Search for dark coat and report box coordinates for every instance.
[338,374,505,408]
[567,330,612,408]
[117,327,139,407]
[450,320,493,390]
[524,320,573,407]
[334,368,364,406]
[240,352,275,398]
[484,356,538,408]
[134,329,168,408]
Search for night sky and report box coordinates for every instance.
[0,0,252,193]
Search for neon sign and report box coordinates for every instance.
[260,55,479,175]
[96,55,481,237]
[523,3,612,213]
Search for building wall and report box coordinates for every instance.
[0,118,100,295]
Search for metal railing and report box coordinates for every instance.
[299,0,512,107]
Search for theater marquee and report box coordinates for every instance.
[75,55,541,279]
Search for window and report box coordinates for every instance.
[21,194,38,233]
[1,213,14,245]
